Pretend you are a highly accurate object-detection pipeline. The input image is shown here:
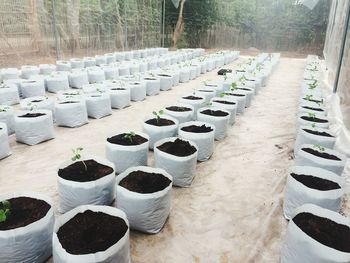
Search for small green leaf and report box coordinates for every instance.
[159,110,164,115]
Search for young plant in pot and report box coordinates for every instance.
[178,121,215,161]
[0,193,54,263]
[0,83,20,106]
[223,89,246,114]
[20,96,55,116]
[106,131,150,174]
[85,92,112,119]
[104,80,131,109]
[57,148,116,213]
[300,94,325,108]
[57,89,85,101]
[164,103,194,124]
[142,110,179,150]
[211,93,237,125]
[195,88,216,103]
[53,205,130,263]
[283,166,343,220]
[235,84,254,107]
[115,166,173,233]
[196,103,231,140]
[45,72,70,93]
[0,105,15,135]
[229,82,251,107]
[15,107,55,146]
[178,93,205,119]
[294,125,336,156]
[0,122,11,159]
[298,103,327,116]
[281,204,350,263]
[55,99,89,128]
[297,112,329,130]
[154,137,198,187]
[295,144,347,176]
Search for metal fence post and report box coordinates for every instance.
[51,0,60,60]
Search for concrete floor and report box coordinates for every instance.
[0,57,321,262]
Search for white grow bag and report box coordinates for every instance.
[283,166,344,220]
[157,73,173,91]
[87,68,106,83]
[142,115,179,149]
[223,92,246,114]
[143,77,161,96]
[21,65,40,79]
[178,94,205,119]
[195,89,216,103]
[57,155,116,213]
[39,64,56,75]
[1,68,19,80]
[46,73,70,93]
[70,58,85,69]
[210,97,237,125]
[0,105,15,135]
[55,100,88,128]
[294,126,336,155]
[128,81,146,102]
[295,144,347,176]
[83,57,96,68]
[106,132,149,174]
[164,103,195,124]
[236,87,254,107]
[0,122,11,159]
[20,79,46,98]
[68,69,89,88]
[197,107,230,140]
[53,205,130,263]
[56,61,72,71]
[15,110,55,145]
[85,94,112,119]
[154,137,198,187]
[281,204,350,263]
[0,83,20,105]
[297,113,329,130]
[178,121,216,162]
[20,96,55,117]
[115,166,173,233]
[0,192,54,263]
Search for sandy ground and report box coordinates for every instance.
[1,57,310,262]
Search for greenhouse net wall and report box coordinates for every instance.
[323,0,350,128]
[0,0,162,67]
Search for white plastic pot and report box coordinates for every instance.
[297,113,329,130]
[154,137,198,187]
[236,87,254,107]
[83,57,96,68]
[298,104,327,116]
[21,65,40,79]
[197,107,230,140]
[106,132,149,174]
[1,68,19,80]
[85,93,112,119]
[295,144,347,176]
[95,55,107,66]
[87,67,106,83]
[281,204,350,263]
[0,122,11,159]
[178,94,205,119]
[195,89,216,103]
[0,83,20,105]
[157,73,173,91]
[128,81,146,102]
[15,110,55,145]
[57,155,116,213]
[57,90,85,101]
[164,103,194,124]
[178,121,215,162]
[210,97,237,125]
[295,126,336,155]
[283,166,344,220]
[0,105,15,135]
[115,166,172,233]
[70,58,84,69]
[102,65,119,80]
[20,96,55,116]
[0,192,54,263]
[105,53,116,64]
[142,115,179,149]
[179,68,191,83]
[20,79,46,98]
[55,100,88,128]
[53,205,130,263]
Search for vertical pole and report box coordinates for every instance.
[333,0,350,93]
[51,0,60,60]
[162,0,165,47]
[124,1,128,50]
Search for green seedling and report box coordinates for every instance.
[219,92,226,98]
[316,98,324,106]
[308,80,318,90]
[0,106,9,112]
[304,94,313,101]
[27,102,37,111]
[123,132,136,143]
[223,73,228,81]
[307,112,316,119]
[0,200,11,223]
[72,147,87,171]
[313,144,325,152]
[152,109,164,124]
[230,82,238,91]
[311,123,316,129]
